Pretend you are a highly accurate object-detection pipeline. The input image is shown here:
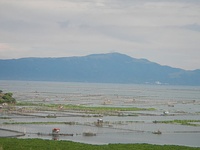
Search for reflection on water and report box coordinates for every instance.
[0,80,200,147]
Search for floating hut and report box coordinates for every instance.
[97,119,103,124]
[95,118,103,126]
[52,128,60,140]
[163,111,169,115]
[52,128,60,134]
[103,100,112,105]
[152,130,162,134]
[83,132,96,136]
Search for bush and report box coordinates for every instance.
[0,92,16,104]
[0,138,198,150]
[0,98,3,103]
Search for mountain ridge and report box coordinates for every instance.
[0,52,199,85]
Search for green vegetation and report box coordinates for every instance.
[153,120,200,127]
[0,117,11,119]
[0,138,199,150]
[3,120,143,125]
[3,121,77,125]
[0,91,16,104]
[16,102,155,113]
[61,104,155,112]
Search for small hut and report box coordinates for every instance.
[97,119,103,123]
[163,111,169,115]
[152,130,162,134]
[52,128,60,135]
[96,119,103,126]
[52,128,60,140]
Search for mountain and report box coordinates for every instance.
[0,53,200,85]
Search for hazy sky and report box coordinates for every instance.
[0,0,200,70]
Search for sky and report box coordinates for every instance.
[0,0,200,70]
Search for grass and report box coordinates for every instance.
[16,102,155,113]
[153,120,200,126]
[3,121,77,125]
[0,117,11,119]
[3,120,143,125]
[0,138,199,150]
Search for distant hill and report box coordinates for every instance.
[0,53,200,85]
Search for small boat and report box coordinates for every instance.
[152,130,162,134]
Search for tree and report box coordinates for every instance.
[1,92,16,104]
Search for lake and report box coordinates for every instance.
[0,80,200,147]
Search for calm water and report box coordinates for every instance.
[0,80,200,147]
[1,80,200,101]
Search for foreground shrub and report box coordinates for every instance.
[0,138,199,150]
